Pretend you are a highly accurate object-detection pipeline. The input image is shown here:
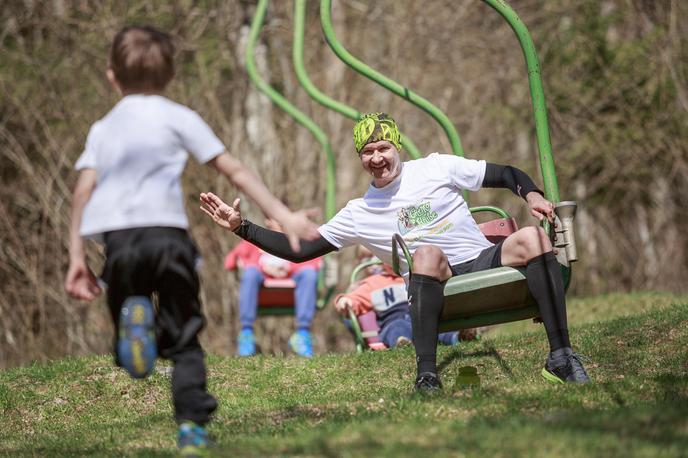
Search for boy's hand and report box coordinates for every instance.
[526,192,555,223]
[281,209,321,252]
[65,260,102,301]
[200,193,242,232]
[334,297,353,315]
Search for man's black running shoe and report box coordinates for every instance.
[414,372,443,392]
[542,352,591,384]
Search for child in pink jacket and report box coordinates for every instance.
[335,263,458,348]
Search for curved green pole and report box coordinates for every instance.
[320,0,464,158]
[480,1,570,285]
[292,0,420,159]
[246,0,336,219]
[470,206,510,219]
[481,0,560,203]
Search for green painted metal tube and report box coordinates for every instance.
[320,0,464,158]
[392,233,413,277]
[469,206,510,219]
[246,0,336,219]
[481,0,560,203]
[349,259,383,284]
[292,0,420,159]
[348,307,365,353]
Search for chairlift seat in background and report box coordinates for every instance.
[255,262,335,316]
[256,278,297,316]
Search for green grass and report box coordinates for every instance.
[1,292,687,457]
[489,290,688,337]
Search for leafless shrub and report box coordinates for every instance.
[1,0,686,368]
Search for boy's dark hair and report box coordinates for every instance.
[109,26,175,92]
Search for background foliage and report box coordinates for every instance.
[1,0,686,368]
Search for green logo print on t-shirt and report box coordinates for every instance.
[397,202,438,235]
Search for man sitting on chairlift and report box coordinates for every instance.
[200,112,590,391]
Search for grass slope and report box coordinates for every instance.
[1,294,687,457]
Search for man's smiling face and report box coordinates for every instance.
[359,140,402,188]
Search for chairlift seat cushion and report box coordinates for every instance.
[477,217,518,244]
[258,278,296,308]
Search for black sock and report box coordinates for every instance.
[408,273,445,375]
[526,251,571,352]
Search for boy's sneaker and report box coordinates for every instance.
[237,329,256,356]
[117,296,156,379]
[414,372,443,393]
[541,349,591,384]
[177,421,209,457]
[289,330,313,358]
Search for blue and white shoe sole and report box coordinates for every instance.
[118,296,156,379]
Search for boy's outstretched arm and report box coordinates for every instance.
[208,152,320,251]
[65,169,102,301]
[200,192,336,263]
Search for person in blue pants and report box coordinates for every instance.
[225,219,321,357]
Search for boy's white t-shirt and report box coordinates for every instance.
[318,153,493,276]
[75,95,225,240]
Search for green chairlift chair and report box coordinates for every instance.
[320,0,580,334]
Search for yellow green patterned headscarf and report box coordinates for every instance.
[353,112,402,153]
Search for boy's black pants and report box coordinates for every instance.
[102,227,217,425]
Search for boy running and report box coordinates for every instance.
[65,25,318,455]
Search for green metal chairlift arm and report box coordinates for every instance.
[469,206,510,219]
[292,0,421,159]
[320,0,464,159]
[481,0,560,203]
[246,0,336,220]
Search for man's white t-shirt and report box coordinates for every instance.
[75,95,225,240]
[318,153,493,275]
